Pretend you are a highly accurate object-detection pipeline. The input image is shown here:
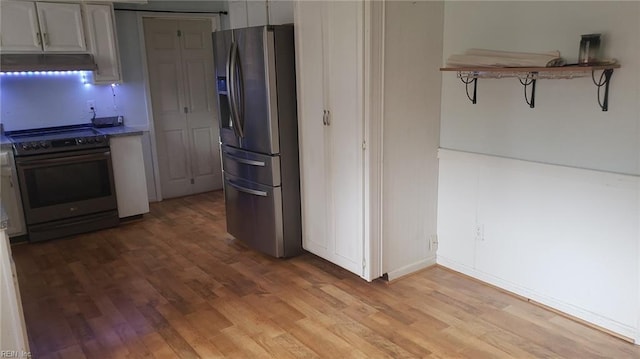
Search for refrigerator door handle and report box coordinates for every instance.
[225,152,266,167]
[232,42,245,138]
[227,180,268,197]
[226,42,241,137]
[228,42,245,138]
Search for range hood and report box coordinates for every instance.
[1,53,97,72]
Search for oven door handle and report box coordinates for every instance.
[16,151,111,168]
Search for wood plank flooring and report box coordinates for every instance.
[11,191,640,358]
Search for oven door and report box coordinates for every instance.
[15,148,118,225]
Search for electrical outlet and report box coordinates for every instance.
[429,235,438,251]
[86,100,95,113]
[475,224,485,241]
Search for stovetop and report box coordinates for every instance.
[7,124,109,156]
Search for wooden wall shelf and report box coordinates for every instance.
[440,64,620,111]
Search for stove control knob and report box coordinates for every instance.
[96,136,105,143]
[87,137,95,144]
[77,138,85,145]
[31,142,40,149]
[40,141,50,149]
[20,143,31,151]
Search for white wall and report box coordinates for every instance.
[382,1,443,279]
[438,1,640,342]
[441,1,640,176]
[438,149,639,340]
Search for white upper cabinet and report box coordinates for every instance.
[37,2,86,52]
[228,0,293,29]
[0,1,86,53]
[295,0,366,278]
[268,0,293,25]
[0,1,41,52]
[246,0,267,26]
[84,3,121,83]
[228,0,248,29]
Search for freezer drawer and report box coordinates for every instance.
[222,145,281,186]
[224,172,284,257]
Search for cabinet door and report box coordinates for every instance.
[325,0,365,275]
[36,2,86,52]
[228,0,248,29]
[268,0,293,25]
[0,151,26,237]
[296,1,364,276]
[110,135,150,218]
[295,1,330,259]
[84,4,121,83]
[247,0,268,26]
[0,1,41,52]
[0,231,29,354]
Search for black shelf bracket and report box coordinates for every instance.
[452,67,616,111]
[460,73,478,104]
[592,69,614,111]
[518,72,537,108]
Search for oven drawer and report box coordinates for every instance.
[222,145,281,186]
[28,210,119,242]
[224,172,284,257]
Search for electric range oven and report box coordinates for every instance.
[7,125,119,242]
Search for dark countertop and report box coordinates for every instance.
[95,126,144,137]
[0,125,144,147]
[0,134,11,147]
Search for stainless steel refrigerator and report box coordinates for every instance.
[212,24,302,258]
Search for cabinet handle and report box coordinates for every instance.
[322,110,326,125]
[325,110,331,126]
[43,33,49,46]
[184,107,188,114]
[36,32,42,45]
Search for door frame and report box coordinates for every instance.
[136,12,221,201]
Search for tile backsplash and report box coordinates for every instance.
[0,73,121,131]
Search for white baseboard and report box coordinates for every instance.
[385,256,437,281]
[437,255,637,342]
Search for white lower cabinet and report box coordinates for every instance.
[110,135,149,218]
[0,230,29,355]
[0,150,26,237]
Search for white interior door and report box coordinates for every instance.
[179,19,222,194]
[144,18,191,199]
[144,17,221,199]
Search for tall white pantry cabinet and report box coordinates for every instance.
[295,0,366,277]
[294,1,442,281]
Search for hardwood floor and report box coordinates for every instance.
[11,191,640,358]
